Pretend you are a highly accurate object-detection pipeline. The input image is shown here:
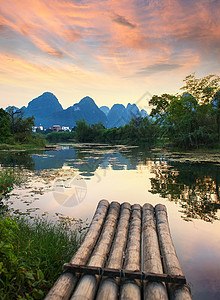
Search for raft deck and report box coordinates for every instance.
[46,200,192,300]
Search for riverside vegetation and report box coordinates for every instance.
[0,73,219,150]
[0,168,23,196]
[0,170,86,299]
[0,212,86,300]
[46,74,220,150]
[0,107,45,149]
[0,73,219,299]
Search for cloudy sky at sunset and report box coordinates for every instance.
[0,0,219,111]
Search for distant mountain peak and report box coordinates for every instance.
[42,91,54,96]
[8,93,146,129]
[27,92,63,109]
[111,103,126,109]
[100,106,110,116]
[24,92,63,127]
[79,96,95,105]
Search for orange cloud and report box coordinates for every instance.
[0,0,219,109]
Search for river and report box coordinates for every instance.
[1,143,220,299]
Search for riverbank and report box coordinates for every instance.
[0,143,46,151]
[0,143,220,299]
[0,168,24,196]
[0,164,87,298]
[0,212,86,299]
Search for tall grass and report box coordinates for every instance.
[0,168,23,195]
[0,214,86,299]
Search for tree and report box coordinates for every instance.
[180,73,220,104]
[0,109,11,143]
[7,108,35,143]
[149,94,177,125]
[1,107,37,144]
[149,74,220,149]
[212,90,220,141]
[75,119,93,142]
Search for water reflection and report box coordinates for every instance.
[0,145,220,223]
[149,160,220,222]
[0,150,36,169]
[1,145,220,300]
[0,145,149,174]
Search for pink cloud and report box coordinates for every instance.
[0,0,219,86]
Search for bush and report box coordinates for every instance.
[46,132,75,143]
[0,214,86,299]
[0,168,23,195]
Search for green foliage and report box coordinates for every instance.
[0,108,45,148]
[74,119,95,142]
[46,131,76,143]
[150,74,220,149]
[74,118,153,145]
[0,168,23,195]
[31,134,46,147]
[0,109,12,143]
[180,73,220,104]
[212,90,220,141]
[149,94,177,125]
[0,214,85,299]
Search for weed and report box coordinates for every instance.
[0,214,86,299]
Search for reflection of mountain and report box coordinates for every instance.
[31,146,143,173]
[0,145,153,176]
[149,160,220,222]
[2,146,219,223]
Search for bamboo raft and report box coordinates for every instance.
[45,200,192,300]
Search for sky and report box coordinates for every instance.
[0,0,219,112]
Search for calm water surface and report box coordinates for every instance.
[1,144,220,300]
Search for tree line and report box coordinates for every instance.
[49,73,219,149]
[150,74,220,149]
[1,73,219,150]
[0,108,45,147]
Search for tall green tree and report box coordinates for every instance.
[6,107,35,143]
[180,73,220,104]
[149,74,220,149]
[212,90,220,141]
[149,94,177,125]
[74,119,93,142]
[0,109,11,143]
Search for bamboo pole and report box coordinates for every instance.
[142,203,168,300]
[70,201,120,300]
[155,204,192,300]
[120,204,142,300]
[96,202,131,300]
[45,199,109,300]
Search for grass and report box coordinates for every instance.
[0,133,46,151]
[0,168,23,195]
[0,213,86,299]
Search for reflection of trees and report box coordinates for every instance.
[119,146,152,169]
[149,160,220,222]
[0,151,35,170]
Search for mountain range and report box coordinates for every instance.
[7,92,148,129]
